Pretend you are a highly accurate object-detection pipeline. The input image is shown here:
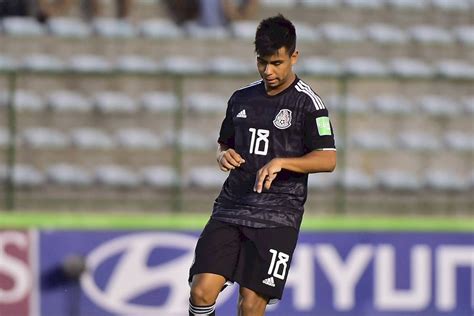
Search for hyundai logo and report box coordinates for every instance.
[81,232,235,315]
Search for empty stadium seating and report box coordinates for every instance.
[0,0,472,215]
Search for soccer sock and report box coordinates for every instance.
[189,299,216,316]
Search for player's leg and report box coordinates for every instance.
[188,219,241,316]
[189,273,226,316]
[238,287,268,316]
[233,225,299,313]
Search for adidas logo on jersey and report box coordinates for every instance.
[236,109,247,118]
[262,276,275,287]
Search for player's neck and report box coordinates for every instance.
[265,72,296,96]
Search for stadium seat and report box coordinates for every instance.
[299,56,342,76]
[142,166,178,188]
[431,0,471,12]
[208,57,254,75]
[408,25,454,45]
[94,165,141,188]
[71,128,115,150]
[0,91,9,108]
[349,131,393,150]
[163,129,215,150]
[338,168,375,191]
[186,92,227,113]
[230,21,259,40]
[375,169,422,191]
[417,95,461,116]
[300,0,342,8]
[454,26,474,46]
[0,55,17,71]
[260,0,297,7]
[46,163,93,186]
[1,17,45,36]
[307,171,338,190]
[140,91,178,112]
[68,55,112,73]
[343,57,388,77]
[115,55,160,74]
[47,17,92,38]
[389,58,434,78]
[92,18,136,38]
[21,54,65,72]
[436,60,474,79]
[343,0,385,9]
[115,128,162,150]
[386,0,429,10]
[423,170,468,191]
[365,24,409,45]
[397,131,441,150]
[461,96,474,113]
[187,166,227,189]
[319,23,365,43]
[92,91,138,113]
[11,164,45,187]
[47,90,92,112]
[371,95,412,114]
[443,131,473,151]
[294,22,320,42]
[0,128,9,147]
[138,18,184,39]
[7,90,45,111]
[325,94,369,113]
[21,127,69,149]
[184,21,229,40]
[160,56,207,75]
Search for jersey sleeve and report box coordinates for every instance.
[217,96,235,148]
[303,96,336,151]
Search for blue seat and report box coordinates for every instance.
[47,163,93,186]
[47,17,92,38]
[115,128,162,150]
[47,90,92,112]
[21,127,69,149]
[94,165,141,188]
[142,166,178,188]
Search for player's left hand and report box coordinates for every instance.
[254,158,283,193]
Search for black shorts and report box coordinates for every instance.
[188,219,299,304]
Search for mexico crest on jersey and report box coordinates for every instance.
[273,109,292,129]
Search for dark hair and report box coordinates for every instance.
[254,14,296,57]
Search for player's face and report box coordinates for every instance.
[257,47,298,94]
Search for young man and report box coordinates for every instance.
[188,14,336,316]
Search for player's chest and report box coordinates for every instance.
[232,101,301,132]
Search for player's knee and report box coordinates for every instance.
[238,295,266,315]
[190,285,217,306]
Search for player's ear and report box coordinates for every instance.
[291,50,299,65]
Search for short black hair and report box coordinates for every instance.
[254,14,296,57]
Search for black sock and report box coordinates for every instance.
[189,299,216,316]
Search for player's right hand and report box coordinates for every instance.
[217,148,245,172]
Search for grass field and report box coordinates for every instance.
[1,211,473,231]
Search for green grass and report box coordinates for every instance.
[1,211,473,231]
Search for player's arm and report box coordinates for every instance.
[217,143,246,172]
[216,94,245,172]
[254,150,336,193]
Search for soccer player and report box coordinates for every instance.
[188,14,336,316]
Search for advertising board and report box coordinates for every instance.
[0,230,35,316]
[37,230,473,316]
